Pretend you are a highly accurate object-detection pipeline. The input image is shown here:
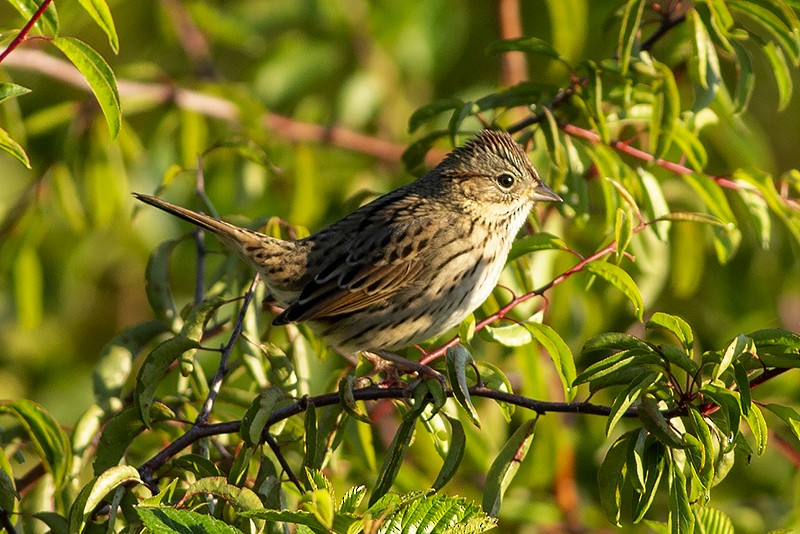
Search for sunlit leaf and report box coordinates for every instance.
[0,400,71,488]
[486,36,565,62]
[51,36,121,139]
[583,261,644,320]
[77,0,119,52]
[618,0,646,75]
[526,322,577,400]
[0,125,31,168]
[137,507,245,534]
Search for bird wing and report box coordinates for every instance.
[272,217,447,324]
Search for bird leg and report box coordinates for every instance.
[364,350,446,385]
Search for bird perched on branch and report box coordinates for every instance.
[135,129,561,365]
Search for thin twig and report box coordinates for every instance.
[0,504,17,534]
[497,0,528,87]
[640,13,687,52]
[195,275,260,425]
[1,49,447,166]
[194,157,207,306]
[264,433,303,492]
[0,0,53,64]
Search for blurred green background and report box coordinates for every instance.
[1,0,800,531]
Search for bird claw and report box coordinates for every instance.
[364,350,446,388]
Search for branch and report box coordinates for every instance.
[561,123,800,209]
[138,384,634,483]
[196,275,259,425]
[1,49,448,166]
[496,0,528,87]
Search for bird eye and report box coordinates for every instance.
[496,172,516,189]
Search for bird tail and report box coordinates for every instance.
[133,192,256,245]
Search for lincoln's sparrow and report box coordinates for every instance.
[135,130,560,355]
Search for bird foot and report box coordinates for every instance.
[363,350,446,387]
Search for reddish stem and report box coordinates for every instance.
[0,0,54,65]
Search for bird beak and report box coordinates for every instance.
[532,183,562,203]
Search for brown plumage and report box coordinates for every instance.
[134,129,561,352]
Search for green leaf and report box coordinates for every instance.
[660,344,700,376]
[476,361,515,422]
[0,400,71,488]
[134,335,201,427]
[582,332,656,355]
[339,485,366,515]
[716,334,753,380]
[607,371,662,436]
[598,432,631,526]
[68,466,140,533]
[77,0,119,52]
[689,10,722,110]
[481,321,534,347]
[526,322,577,400]
[738,182,771,248]
[185,476,264,510]
[693,506,734,534]
[137,507,245,534]
[369,415,416,506]
[735,169,800,246]
[574,349,645,387]
[507,232,568,261]
[744,403,768,456]
[631,438,666,523]
[669,461,694,533]
[482,418,536,517]
[7,0,59,35]
[93,320,168,409]
[700,385,741,441]
[144,238,180,326]
[681,173,741,263]
[614,207,633,262]
[730,41,755,113]
[583,261,644,320]
[94,403,174,474]
[729,0,800,63]
[486,36,565,62]
[363,491,497,533]
[51,36,121,139]
[241,388,283,445]
[639,394,685,449]
[653,60,681,156]
[618,0,646,75]
[0,82,31,104]
[338,374,372,424]
[446,345,481,427]
[764,403,800,442]
[763,41,793,110]
[670,122,708,171]
[0,125,31,168]
[408,98,463,133]
[647,312,694,351]
[687,408,715,489]
[431,415,466,491]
